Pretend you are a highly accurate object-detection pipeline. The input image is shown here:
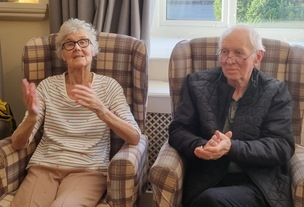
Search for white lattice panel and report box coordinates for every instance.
[146,112,172,190]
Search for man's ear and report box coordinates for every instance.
[254,50,264,68]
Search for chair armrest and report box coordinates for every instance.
[290,144,304,207]
[107,134,149,206]
[149,141,184,207]
[0,136,37,196]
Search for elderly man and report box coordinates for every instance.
[169,25,294,207]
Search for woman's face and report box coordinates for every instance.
[219,29,263,86]
[61,30,94,70]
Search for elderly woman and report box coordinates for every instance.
[11,18,140,207]
[169,25,295,207]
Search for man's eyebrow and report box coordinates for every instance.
[230,48,247,52]
[220,48,245,51]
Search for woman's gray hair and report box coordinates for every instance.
[217,25,266,53]
[55,18,99,59]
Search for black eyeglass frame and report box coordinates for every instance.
[62,38,91,51]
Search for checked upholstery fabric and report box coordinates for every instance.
[0,32,149,207]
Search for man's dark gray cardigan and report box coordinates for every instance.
[169,67,295,207]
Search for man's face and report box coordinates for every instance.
[219,29,262,85]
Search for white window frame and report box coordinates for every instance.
[159,0,235,28]
[0,0,47,21]
[151,0,304,42]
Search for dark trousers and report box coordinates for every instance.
[189,173,270,207]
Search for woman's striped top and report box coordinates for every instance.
[23,72,140,171]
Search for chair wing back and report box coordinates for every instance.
[22,32,148,154]
[169,37,304,145]
[284,44,304,145]
[169,37,220,118]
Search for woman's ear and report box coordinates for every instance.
[91,47,96,57]
[61,52,66,61]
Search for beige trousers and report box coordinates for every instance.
[12,165,107,207]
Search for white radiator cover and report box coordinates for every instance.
[146,112,172,169]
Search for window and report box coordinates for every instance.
[151,0,304,42]
[19,0,39,2]
[166,0,218,21]
[6,0,38,2]
[0,0,47,20]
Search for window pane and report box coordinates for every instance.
[214,0,304,28]
[154,0,303,41]
[166,0,219,21]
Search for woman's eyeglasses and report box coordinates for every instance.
[62,38,91,51]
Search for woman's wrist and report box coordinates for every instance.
[26,114,38,123]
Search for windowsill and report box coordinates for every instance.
[0,2,47,21]
[150,37,185,59]
[148,80,171,113]
[148,80,169,98]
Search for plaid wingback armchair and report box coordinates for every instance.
[150,37,304,207]
[0,32,149,207]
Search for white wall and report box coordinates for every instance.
[0,41,3,99]
[0,3,49,123]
